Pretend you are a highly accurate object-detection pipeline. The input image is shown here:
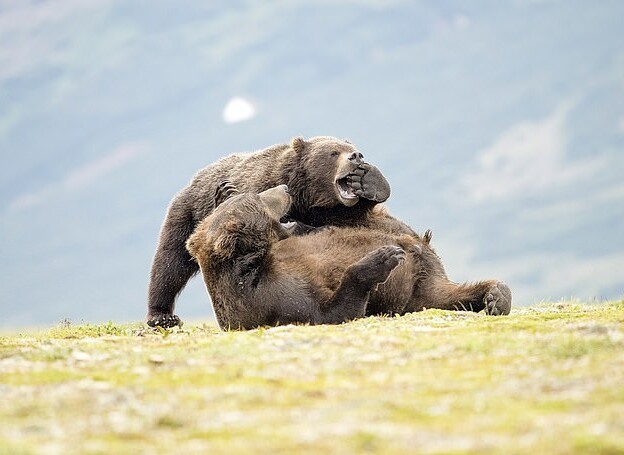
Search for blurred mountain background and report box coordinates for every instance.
[1,0,623,328]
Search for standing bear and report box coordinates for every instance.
[186,184,512,330]
[147,136,402,328]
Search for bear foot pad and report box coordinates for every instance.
[356,245,406,285]
[346,163,391,203]
[146,313,183,328]
[484,282,512,316]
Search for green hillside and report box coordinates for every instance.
[1,302,623,454]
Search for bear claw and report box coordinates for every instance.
[356,245,406,286]
[214,181,240,208]
[146,313,183,328]
[483,282,512,316]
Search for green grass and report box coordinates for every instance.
[1,301,623,454]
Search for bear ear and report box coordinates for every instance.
[212,220,240,259]
[258,185,291,220]
[291,137,306,155]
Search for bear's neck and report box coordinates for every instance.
[289,199,376,228]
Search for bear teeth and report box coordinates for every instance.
[337,178,357,200]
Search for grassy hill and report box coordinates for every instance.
[1,301,623,454]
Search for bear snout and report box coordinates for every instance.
[348,151,364,164]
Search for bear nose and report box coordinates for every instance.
[348,152,364,163]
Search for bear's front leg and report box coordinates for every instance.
[318,245,405,324]
[146,192,198,329]
[346,163,391,203]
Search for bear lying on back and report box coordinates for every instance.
[147,136,400,328]
[186,184,512,330]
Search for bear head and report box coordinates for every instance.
[186,185,294,266]
[290,136,366,208]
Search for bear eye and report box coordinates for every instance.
[330,150,339,157]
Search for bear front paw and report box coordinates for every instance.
[214,181,240,208]
[483,282,512,316]
[146,313,183,328]
[346,163,391,203]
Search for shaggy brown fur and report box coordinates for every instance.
[186,185,512,330]
[147,136,398,328]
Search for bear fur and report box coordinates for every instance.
[147,136,402,328]
[186,185,512,330]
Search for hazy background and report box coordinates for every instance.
[1,0,623,328]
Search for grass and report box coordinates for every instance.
[1,301,623,454]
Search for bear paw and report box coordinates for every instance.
[146,313,183,328]
[356,245,406,286]
[214,180,240,208]
[483,282,512,316]
[346,163,391,203]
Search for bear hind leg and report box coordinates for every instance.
[419,279,512,315]
[318,245,406,324]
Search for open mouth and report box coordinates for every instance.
[336,177,358,201]
[280,221,297,230]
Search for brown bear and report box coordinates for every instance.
[146,136,401,328]
[186,184,512,330]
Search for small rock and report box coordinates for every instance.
[149,355,165,364]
